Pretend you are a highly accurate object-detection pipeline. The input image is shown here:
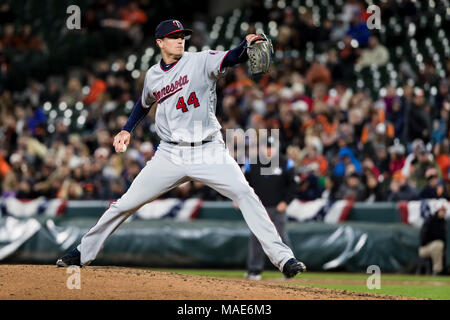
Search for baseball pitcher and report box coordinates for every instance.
[56,19,306,278]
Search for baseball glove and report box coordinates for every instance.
[246,33,274,75]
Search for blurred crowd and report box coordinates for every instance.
[0,0,450,202]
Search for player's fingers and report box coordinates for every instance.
[123,135,130,146]
[113,138,123,151]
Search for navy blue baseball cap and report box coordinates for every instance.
[155,19,193,39]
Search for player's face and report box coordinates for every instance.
[159,32,186,58]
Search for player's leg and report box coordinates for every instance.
[75,148,187,266]
[246,232,265,279]
[187,141,296,272]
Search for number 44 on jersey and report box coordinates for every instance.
[176,92,200,113]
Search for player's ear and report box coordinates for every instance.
[156,39,163,49]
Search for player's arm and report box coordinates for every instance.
[114,71,156,153]
[220,34,260,70]
[113,97,154,153]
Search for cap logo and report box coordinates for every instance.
[173,20,182,28]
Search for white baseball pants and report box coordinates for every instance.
[77,139,295,271]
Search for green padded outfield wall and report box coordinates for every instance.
[3,217,449,273]
[63,201,406,223]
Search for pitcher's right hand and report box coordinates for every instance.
[113,130,130,153]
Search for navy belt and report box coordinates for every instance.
[165,140,212,147]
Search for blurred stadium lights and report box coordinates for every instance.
[329,88,337,97]
[240,22,249,33]
[416,53,423,63]
[434,14,441,27]
[64,110,73,119]
[63,118,71,127]
[82,86,90,95]
[407,23,416,37]
[216,45,225,51]
[350,39,359,48]
[125,101,134,111]
[140,63,149,71]
[357,79,364,89]
[431,87,438,96]
[188,46,197,52]
[111,62,120,72]
[49,110,57,120]
[75,102,84,111]
[420,15,427,27]
[43,102,52,112]
[270,29,278,38]
[59,102,68,111]
[126,62,134,71]
[210,31,218,40]
[77,116,86,127]
[128,54,137,63]
[131,70,140,79]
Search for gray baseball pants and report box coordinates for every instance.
[77,139,295,271]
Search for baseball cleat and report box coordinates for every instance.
[245,272,262,281]
[56,248,81,267]
[282,258,306,278]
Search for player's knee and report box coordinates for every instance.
[232,183,254,201]
[110,198,138,214]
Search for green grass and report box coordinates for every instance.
[151,269,450,300]
[299,283,450,300]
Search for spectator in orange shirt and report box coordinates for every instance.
[300,136,328,177]
[119,2,148,48]
[434,139,450,180]
[360,108,394,145]
[83,73,107,105]
[305,61,331,88]
[0,152,11,178]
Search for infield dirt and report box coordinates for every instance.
[0,265,419,300]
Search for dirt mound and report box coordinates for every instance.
[0,265,413,300]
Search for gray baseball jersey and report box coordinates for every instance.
[142,51,228,143]
[75,50,297,273]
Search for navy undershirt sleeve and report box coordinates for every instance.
[221,38,249,68]
[122,97,151,133]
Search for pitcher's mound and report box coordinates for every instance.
[0,265,411,300]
